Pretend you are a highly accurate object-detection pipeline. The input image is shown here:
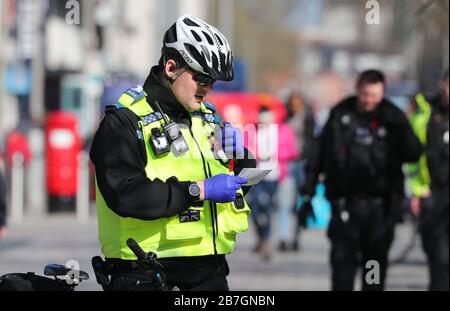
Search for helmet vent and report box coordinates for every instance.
[183,18,200,27]
[215,34,224,46]
[211,52,219,70]
[191,30,202,42]
[202,31,214,45]
[200,45,211,62]
[185,43,205,66]
[164,25,177,43]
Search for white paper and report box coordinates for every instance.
[238,168,273,186]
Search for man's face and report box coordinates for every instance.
[169,66,213,112]
[357,82,385,113]
[290,95,304,114]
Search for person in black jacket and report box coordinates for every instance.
[421,69,449,290]
[300,70,423,291]
[90,15,256,291]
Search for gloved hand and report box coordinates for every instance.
[297,197,316,229]
[204,174,247,203]
[215,122,244,159]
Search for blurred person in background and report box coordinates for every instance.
[406,92,432,219]
[90,15,256,291]
[2,130,32,219]
[247,107,279,261]
[4,129,31,182]
[0,150,6,240]
[284,92,316,251]
[419,69,449,290]
[300,70,423,290]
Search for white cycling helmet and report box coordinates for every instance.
[162,14,234,81]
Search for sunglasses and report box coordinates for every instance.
[191,72,216,86]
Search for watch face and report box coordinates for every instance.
[189,183,201,197]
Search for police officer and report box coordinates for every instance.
[421,70,449,290]
[90,15,256,291]
[300,70,422,291]
[407,92,432,219]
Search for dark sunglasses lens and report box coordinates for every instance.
[194,73,215,86]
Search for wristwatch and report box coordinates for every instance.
[188,182,201,201]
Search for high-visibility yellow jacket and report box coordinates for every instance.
[96,87,251,259]
[406,93,431,197]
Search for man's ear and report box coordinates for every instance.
[164,59,178,80]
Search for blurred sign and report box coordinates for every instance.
[17,0,43,60]
[46,16,83,71]
[61,74,103,140]
[49,129,75,149]
[206,92,286,126]
[283,0,324,29]
[4,62,32,96]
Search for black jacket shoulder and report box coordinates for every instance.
[330,96,357,116]
[90,105,194,221]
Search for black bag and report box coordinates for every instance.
[0,272,72,291]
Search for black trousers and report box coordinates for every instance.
[327,196,395,291]
[108,255,230,291]
[419,188,449,291]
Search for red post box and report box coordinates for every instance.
[45,112,81,212]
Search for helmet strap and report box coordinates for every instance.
[165,66,185,87]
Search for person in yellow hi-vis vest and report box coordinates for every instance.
[90,15,256,291]
[407,69,449,290]
[406,93,432,217]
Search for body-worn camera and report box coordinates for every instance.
[149,100,189,157]
[150,127,171,156]
[163,122,189,157]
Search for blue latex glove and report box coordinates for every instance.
[204,174,248,203]
[215,122,245,159]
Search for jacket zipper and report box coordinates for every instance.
[207,163,219,236]
[188,128,218,255]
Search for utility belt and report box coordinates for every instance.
[330,192,403,223]
[330,192,386,204]
[99,255,227,291]
[105,255,227,278]
[346,193,386,205]
[92,258,147,279]
[92,255,168,291]
[329,193,386,214]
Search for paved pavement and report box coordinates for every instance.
[0,213,428,291]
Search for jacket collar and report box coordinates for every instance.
[143,66,191,124]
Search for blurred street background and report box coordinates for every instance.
[0,0,448,291]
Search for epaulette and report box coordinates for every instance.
[125,85,145,102]
[192,111,221,125]
[105,103,126,113]
[203,101,217,113]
